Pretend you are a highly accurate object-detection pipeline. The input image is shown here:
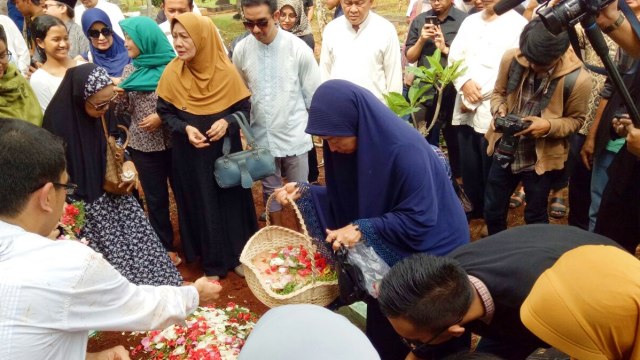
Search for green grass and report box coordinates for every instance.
[211,13,246,48]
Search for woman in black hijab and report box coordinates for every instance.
[42,63,182,286]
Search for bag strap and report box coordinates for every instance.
[101,115,131,149]
[562,67,580,106]
[222,112,254,156]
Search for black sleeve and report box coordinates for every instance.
[405,16,422,55]
[157,96,189,134]
[221,97,251,136]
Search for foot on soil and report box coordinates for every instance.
[549,197,567,219]
[234,265,245,278]
[509,191,526,209]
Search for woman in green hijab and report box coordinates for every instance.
[115,16,181,265]
[0,25,43,126]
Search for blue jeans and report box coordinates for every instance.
[484,161,553,235]
[589,150,616,231]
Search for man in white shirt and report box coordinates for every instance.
[0,119,221,359]
[233,0,319,225]
[0,14,30,75]
[447,0,526,220]
[74,0,125,38]
[319,0,402,103]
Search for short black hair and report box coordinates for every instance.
[161,0,194,8]
[63,3,75,19]
[0,119,66,217]
[520,18,570,66]
[442,352,505,360]
[31,15,66,62]
[378,254,474,332]
[240,0,278,14]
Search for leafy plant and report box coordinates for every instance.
[384,49,466,137]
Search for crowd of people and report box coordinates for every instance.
[1,0,640,358]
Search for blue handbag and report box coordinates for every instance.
[214,112,276,189]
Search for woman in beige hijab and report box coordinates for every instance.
[521,245,640,360]
[157,13,257,281]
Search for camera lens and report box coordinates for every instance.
[538,0,585,35]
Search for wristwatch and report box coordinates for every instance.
[603,12,626,34]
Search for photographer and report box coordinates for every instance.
[484,18,592,235]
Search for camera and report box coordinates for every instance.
[537,0,615,35]
[493,114,531,168]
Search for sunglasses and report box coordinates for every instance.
[88,27,113,39]
[87,92,118,111]
[242,19,270,30]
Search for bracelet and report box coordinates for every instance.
[603,12,625,34]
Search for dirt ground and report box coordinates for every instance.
[87,145,568,357]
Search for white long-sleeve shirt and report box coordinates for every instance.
[74,0,125,39]
[0,15,30,75]
[233,29,319,157]
[0,221,198,360]
[448,10,526,133]
[319,11,403,102]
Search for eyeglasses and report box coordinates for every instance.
[242,19,270,30]
[400,317,463,353]
[86,92,118,111]
[342,0,368,8]
[0,50,12,63]
[52,182,78,195]
[88,27,113,39]
[43,2,64,10]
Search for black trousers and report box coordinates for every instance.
[567,134,591,230]
[308,147,319,183]
[457,125,492,220]
[130,148,175,252]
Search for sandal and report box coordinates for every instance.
[168,252,182,267]
[549,197,567,219]
[509,191,526,209]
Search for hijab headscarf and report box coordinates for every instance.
[0,63,43,126]
[118,16,175,92]
[42,63,113,203]
[156,13,250,116]
[306,80,468,262]
[277,0,312,36]
[521,245,640,360]
[81,8,130,77]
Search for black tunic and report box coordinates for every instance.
[157,96,258,276]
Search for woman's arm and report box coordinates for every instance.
[157,96,189,134]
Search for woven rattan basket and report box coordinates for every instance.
[240,194,339,308]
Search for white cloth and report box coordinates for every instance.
[29,68,64,113]
[0,220,199,360]
[159,16,228,55]
[448,10,526,133]
[319,12,403,102]
[238,304,380,360]
[74,0,125,39]
[0,15,30,75]
[233,29,319,157]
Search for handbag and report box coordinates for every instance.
[101,115,131,196]
[334,245,368,305]
[214,112,276,189]
[452,180,473,213]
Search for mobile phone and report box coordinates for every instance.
[424,16,439,25]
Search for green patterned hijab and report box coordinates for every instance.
[0,63,43,126]
[118,16,175,92]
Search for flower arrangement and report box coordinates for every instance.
[131,303,257,360]
[58,201,89,244]
[253,245,337,295]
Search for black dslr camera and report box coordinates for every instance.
[493,114,531,168]
[537,0,616,35]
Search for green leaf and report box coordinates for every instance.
[383,92,416,118]
[409,83,433,105]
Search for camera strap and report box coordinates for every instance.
[620,0,640,43]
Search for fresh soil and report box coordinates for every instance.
[87,145,568,357]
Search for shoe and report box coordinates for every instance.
[259,212,267,222]
[509,191,526,209]
[549,197,567,219]
[168,252,182,266]
[234,265,245,278]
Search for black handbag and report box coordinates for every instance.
[214,112,276,189]
[334,245,368,305]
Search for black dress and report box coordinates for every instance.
[157,96,258,277]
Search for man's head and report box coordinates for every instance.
[480,0,497,15]
[43,0,76,20]
[430,0,453,16]
[79,0,98,8]
[241,0,279,45]
[520,18,570,74]
[15,0,44,18]
[0,119,68,237]
[340,0,372,27]
[378,254,474,350]
[162,0,193,23]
